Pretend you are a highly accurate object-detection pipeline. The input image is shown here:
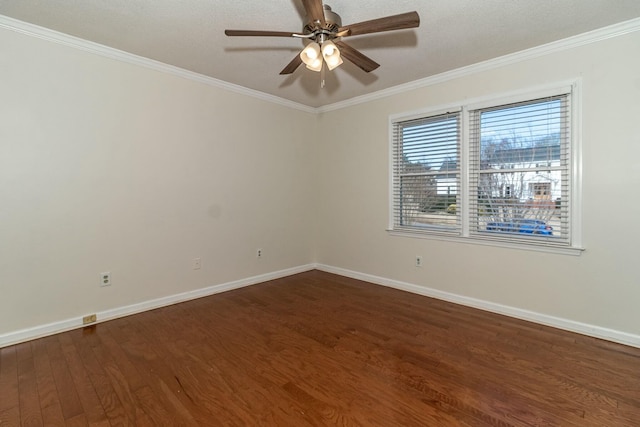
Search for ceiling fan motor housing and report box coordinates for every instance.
[304,4,342,35]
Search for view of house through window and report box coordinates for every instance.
[391,88,576,250]
[470,95,570,243]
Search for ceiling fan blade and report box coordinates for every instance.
[225,30,297,37]
[280,54,303,75]
[301,0,325,26]
[338,11,420,37]
[334,41,380,73]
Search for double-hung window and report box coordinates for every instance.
[390,84,581,253]
[392,111,461,235]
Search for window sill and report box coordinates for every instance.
[387,229,584,256]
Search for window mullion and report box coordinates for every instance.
[460,107,470,237]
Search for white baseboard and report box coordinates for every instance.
[0,264,315,349]
[316,264,640,349]
[4,263,639,350]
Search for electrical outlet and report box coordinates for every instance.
[256,248,263,258]
[99,272,111,287]
[83,314,97,325]
[415,256,423,267]
[192,257,202,270]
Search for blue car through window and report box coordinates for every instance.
[486,219,553,236]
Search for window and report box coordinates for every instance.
[390,84,581,253]
[392,112,461,234]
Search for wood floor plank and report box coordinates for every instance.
[39,403,65,427]
[69,327,132,426]
[104,321,199,426]
[44,335,84,421]
[57,333,110,426]
[17,354,44,426]
[2,270,640,426]
[0,347,19,413]
[31,338,63,411]
[0,405,20,427]
[63,413,88,427]
[31,337,67,427]
[130,311,256,425]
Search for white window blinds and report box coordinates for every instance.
[469,94,571,247]
[392,112,461,235]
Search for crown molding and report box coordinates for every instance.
[1,14,639,115]
[0,14,317,114]
[317,17,640,113]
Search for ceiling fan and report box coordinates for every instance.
[224,0,420,77]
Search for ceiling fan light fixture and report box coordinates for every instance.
[300,42,321,65]
[305,57,323,72]
[321,40,337,56]
[325,55,343,71]
[321,40,343,70]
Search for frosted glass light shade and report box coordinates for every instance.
[321,41,343,71]
[305,57,323,72]
[300,43,321,65]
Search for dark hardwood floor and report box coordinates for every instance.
[1,270,639,426]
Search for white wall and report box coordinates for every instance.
[2,19,640,347]
[315,31,640,340]
[0,26,316,339]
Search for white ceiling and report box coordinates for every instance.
[2,0,640,108]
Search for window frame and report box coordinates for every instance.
[391,109,462,236]
[388,81,583,255]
